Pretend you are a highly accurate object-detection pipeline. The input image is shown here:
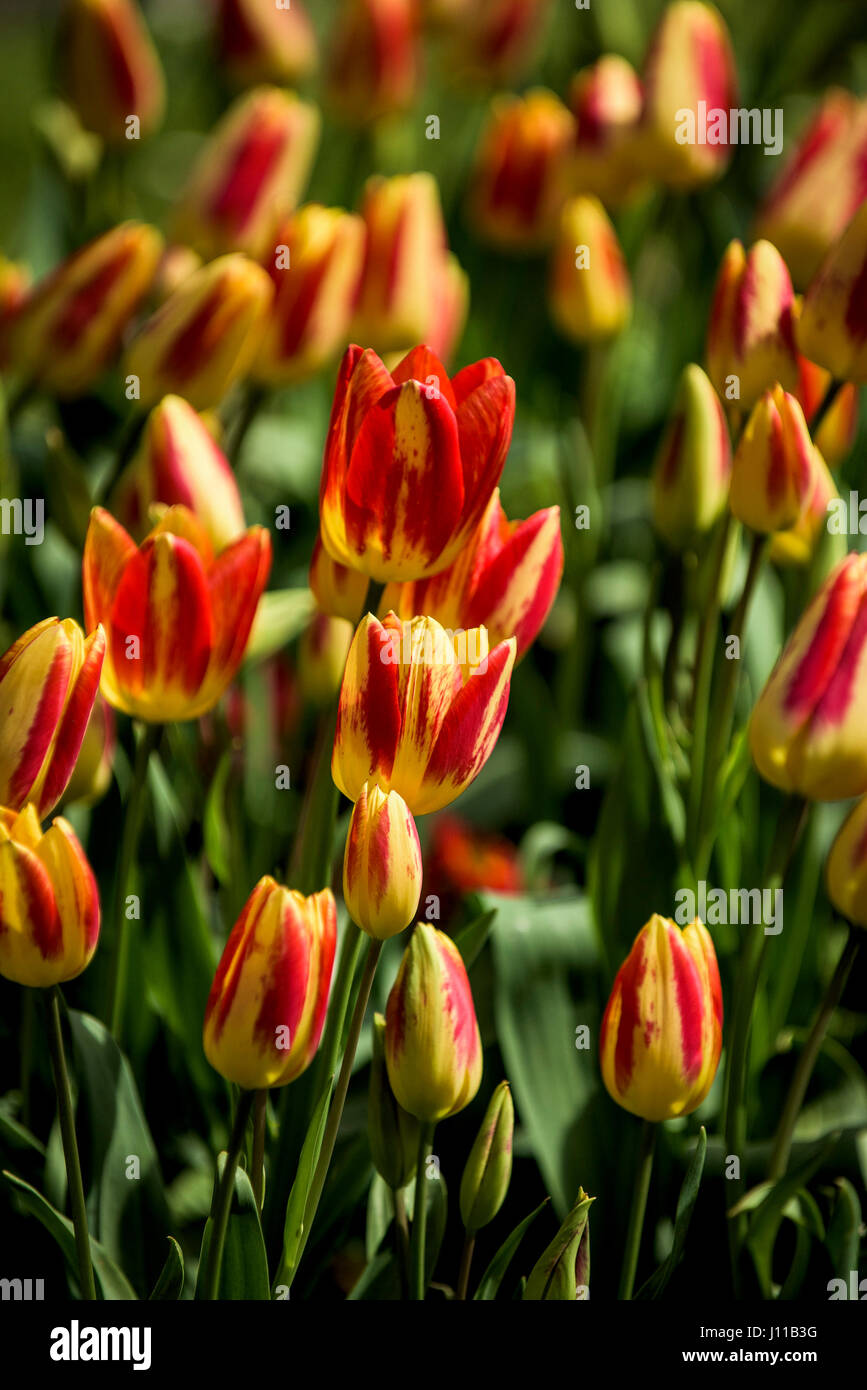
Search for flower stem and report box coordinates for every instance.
[203,1087,255,1300]
[251,1089,267,1211]
[393,1186,411,1296]
[107,722,161,1041]
[411,1121,435,1301]
[287,703,340,893]
[456,1231,476,1301]
[45,987,97,1301]
[687,513,734,858]
[618,1119,656,1300]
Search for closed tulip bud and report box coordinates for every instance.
[459,1081,513,1232]
[826,795,867,928]
[203,876,336,1089]
[754,91,867,289]
[0,619,105,820]
[729,385,815,534]
[0,804,99,988]
[566,55,644,206]
[523,1188,593,1301]
[62,695,115,807]
[328,0,418,125]
[83,503,271,722]
[639,0,738,189]
[125,253,273,409]
[298,611,354,705]
[469,89,575,252]
[369,1013,419,1188]
[111,395,246,552]
[12,222,163,397]
[600,915,723,1122]
[333,612,516,815]
[706,240,800,412]
[769,447,838,569]
[309,533,369,625]
[749,552,867,799]
[795,357,858,468]
[651,363,732,549]
[320,344,514,583]
[384,489,563,658]
[216,0,317,88]
[548,195,631,344]
[61,0,165,145]
[343,780,422,940]
[385,923,482,1122]
[450,0,551,87]
[173,87,320,262]
[253,204,365,386]
[798,199,867,383]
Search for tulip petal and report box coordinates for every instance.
[83,507,138,634]
[36,626,106,818]
[390,345,457,410]
[207,526,272,682]
[332,614,402,801]
[454,371,515,526]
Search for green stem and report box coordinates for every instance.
[456,1231,475,1301]
[45,988,97,1301]
[107,722,161,1041]
[251,1089,267,1211]
[618,1120,656,1300]
[203,1088,255,1300]
[308,920,365,1104]
[687,513,734,857]
[98,409,146,505]
[228,384,268,464]
[411,1121,435,1301]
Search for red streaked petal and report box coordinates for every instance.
[37,626,106,817]
[390,345,457,410]
[451,357,506,406]
[110,533,213,700]
[83,507,138,632]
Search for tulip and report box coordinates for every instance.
[651,363,732,550]
[566,55,645,206]
[468,89,575,252]
[0,618,105,820]
[62,695,115,807]
[327,0,418,125]
[448,0,552,87]
[82,503,271,722]
[125,253,273,409]
[309,533,369,625]
[749,552,867,800]
[548,195,631,343]
[523,1188,593,1301]
[61,0,165,144]
[319,344,515,583]
[798,198,867,383]
[111,395,246,551]
[795,357,858,469]
[253,204,365,386]
[639,0,738,189]
[203,876,336,1089]
[754,90,867,289]
[705,240,800,413]
[383,490,563,657]
[215,0,318,88]
[333,612,516,815]
[12,222,163,397]
[826,794,867,929]
[769,447,838,569]
[600,914,723,1122]
[298,611,354,705]
[0,804,99,988]
[427,815,524,898]
[384,923,482,1122]
[729,385,815,534]
[369,1013,419,1188]
[343,780,422,940]
[459,1081,514,1232]
[172,87,320,262]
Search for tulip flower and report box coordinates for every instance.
[62,695,115,807]
[566,55,644,206]
[111,395,246,551]
[548,195,631,344]
[795,357,857,469]
[253,204,365,386]
[0,804,99,988]
[729,385,815,534]
[523,1188,593,1301]
[468,89,575,252]
[384,923,482,1122]
[427,815,524,899]
[343,780,422,939]
[448,0,552,87]
[327,0,418,125]
[125,253,273,409]
[459,1081,514,1233]
[333,612,516,815]
[0,618,105,820]
[749,552,867,800]
[298,611,354,705]
[61,0,165,144]
[172,87,320,262]
[826,794,867,929]
[319,344,515,583]
[639,0,738,189]
[651,363,732,550]
[215,0,318,88]
[203,876,336,1089]
[769,447,838,569]
[369,1013,419,1189]
[83,504,271,722]
[309,534,369,625]
[600,914,723,1122]
[383,490,563,657]
[754,90,867,289]
[705,240,800,413]
[798,199,867,383]
[12,222,163,397]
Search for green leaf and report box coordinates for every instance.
[2,1169,137,1300]
[272,1077,332,1290]
[636,1127,707,1299]
[347,1250,401,1301]
[737,1137,838,1297]
[203,749,233,885]
[824,1178,861,1281]
[474,1199,549,1300]
[365,1173,395,1260]
[245,588,314,665]
[0,1098,46,1157]
[196,1160,269,1300]
[149,1237,184,1300]
[452,907,497,971]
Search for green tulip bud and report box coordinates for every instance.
[459,1081,514,1233]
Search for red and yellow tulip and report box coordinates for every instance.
[798,198,867,383]
[729,385,815,534]
[327,0,418,125]
[651,363,732,550]
[548,195,631,344]
[826,794,867,929]
[566,55,644,206]
[309,534,369,625]
[795,357,857,469]
[215,0,318,88]
[343,779,422,939]
[706,239,800,413]
[61,0,165,144]
[468,89,575,252]
[769,448,838,569]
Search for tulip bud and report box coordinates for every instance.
[327,0,418,125]
[0,618,105,820]
[769,447,839,569]
[215,0,318,88]
[61,0,165,144]
[468,89,575,252]
[12,222,163,397]
[754,90,867,289]
[369,1012,419,1188]
[448,0,552,88]
[798,198,867,383]
[639,0,738,189]
[309,533,369,625]
[566,55,644,206]
[600,915,723,1122]
[384,923,483,1122]
[298,611,354,705]
[62,695,115,807]
[125,253,273,409]
[651,363,732,549]
[729,385,815,534]
[0,804,100,988]
[826,794,867,929]
[343,780,422,940]
[523,1188,593,1300]
[706,240,800,412]
[795,357,857,469]
[173,87,320,262]
[459,1081,514,1233]
[749,552,867,799]
[548,195,631,344]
